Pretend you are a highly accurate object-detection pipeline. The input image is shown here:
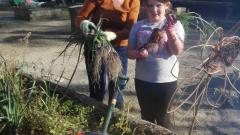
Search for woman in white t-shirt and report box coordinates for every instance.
[127,0,185,129]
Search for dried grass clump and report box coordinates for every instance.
[203,36,240,74]
[105,51,121,81]
[92,47,122,82]
[166,13,240,135]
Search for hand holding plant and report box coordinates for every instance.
[102,31,117,41]
[80,20,97,37]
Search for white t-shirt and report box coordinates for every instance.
[128,19,185,83]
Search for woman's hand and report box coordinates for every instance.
[79,20,96,37]
[102,31,117,41]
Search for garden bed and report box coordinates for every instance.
[33,76,172,135]
[0,62,171,135]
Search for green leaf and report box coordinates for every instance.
[0,98,8,103]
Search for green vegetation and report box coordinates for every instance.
[176,12,193,32]
[176,11,217,41]
[0,57,135,135]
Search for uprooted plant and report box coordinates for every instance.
[167,12,240,135]
[57,19,121,89]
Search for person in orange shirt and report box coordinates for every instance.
[75,0,140,109]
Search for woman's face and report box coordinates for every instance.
[144,0,169,22]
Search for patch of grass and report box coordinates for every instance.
[0,57,135,135]
[0,59,35,135]
[176,12,193,32]
[18,96,94,135]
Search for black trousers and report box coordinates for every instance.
[135,79,177,129]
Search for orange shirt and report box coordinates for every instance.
[75,0,140,46]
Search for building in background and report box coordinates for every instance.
[172,0,240,20]
[0,0,10,6]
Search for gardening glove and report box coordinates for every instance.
[79,20,96,37]
[165,13,177,33]
[102,31,117,41]
[165,13,180,43]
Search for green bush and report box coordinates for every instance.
[0,58,134,135]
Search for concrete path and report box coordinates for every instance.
[1,9,240,135]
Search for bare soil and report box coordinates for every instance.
[1,10,240,135]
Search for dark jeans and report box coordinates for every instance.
[85,46,128,109]
[135,79,177,129]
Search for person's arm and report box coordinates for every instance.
[128,48,148,59]
[114,0,140,40]
[127,22,139,59]
[74,0,96,29]
[127,23,148,59]
[166,28,184,55]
